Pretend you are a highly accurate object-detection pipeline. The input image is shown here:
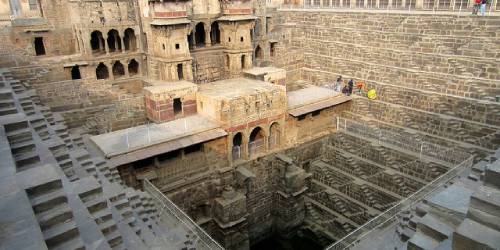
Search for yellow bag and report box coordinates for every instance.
[367,89,377,100]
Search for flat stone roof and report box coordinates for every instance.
[217,15,257,21]
[426,185,473,215]
[150,18,191,26]
[90,115,224,158]
[143,80,198,94]
[287,86,342,109]
[198,78,284,100]
[243,67,284,76]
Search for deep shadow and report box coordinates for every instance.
[250,231,323,250]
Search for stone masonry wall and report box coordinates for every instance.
[274,10,500,153]
[192,49,228,84]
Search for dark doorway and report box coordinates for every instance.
[112,61,125,78]
[71,66,81,80]
[177,63,183,80]
[34,37,46,56]
[107,29,121,52]
[255,45,263,60]
[210,22,220,45]
[233,133,242,147]
[96,63,109,80]
[195,23,205,47]
[173,98,182,116]
[128,59,139,76]
[187,32,194,50]
[270,42,276,57]
[123,28,137,51]
[232,132,243,160]
[90,31,104,52]
[241,55,246,69]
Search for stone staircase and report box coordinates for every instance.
[26,177,85,250]
[0,66,198,249]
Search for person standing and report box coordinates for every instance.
[473,0,481,14]
[480,0,487,16]
[335,75,343,92]
[348,79,354,96]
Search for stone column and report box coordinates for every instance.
[103,38,109,55]
[247,53,252,69]
[205,26,212,47]
[107,62,114,80]
[124,60,130,77]
[242,133,249,160]
[119,30,126,53]
[115,34,120,52]
[192,29,196,49]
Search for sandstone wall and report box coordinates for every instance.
[192,49,228,83]
[275,10,500,154]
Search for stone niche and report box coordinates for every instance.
[143,80,198,123]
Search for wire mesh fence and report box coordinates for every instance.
[143,179,224,250]
[326,116,475,250]
[335,117,471,164]
[325,154,473,249]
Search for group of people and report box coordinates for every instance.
[473,0,489,16]
[334,76,355,96]
[331,75,377,100]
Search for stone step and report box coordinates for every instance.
[25,178,63,199]
[30,190,68,214]
[42,220,80,248]
[50,235,85,250]
[37,204,74,231]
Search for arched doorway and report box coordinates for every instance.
[232,132,243,160]
[96,63,109,80]
[112,61,125,78]
[71,66,81,80]
[128,59,139,76]
[90,30,104,53]
[255,45,263,60]
[248,127,265,157]
[195,23,205,47]
[123,28,137,51]
[210,22,220,45]
[241,55,246,69]
[269,122,281,149]
[177,63,183,80]
[107,29,121,52]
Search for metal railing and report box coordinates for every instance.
[278,0,499,14]
[335,117,471,164]
[325,154,473,249]
[325,117,475,250]
[143,179,224,250]
[249,138,265,157]
[232,145,242,160]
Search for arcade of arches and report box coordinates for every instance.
[90,28,138,54]
[231,123,282,161]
